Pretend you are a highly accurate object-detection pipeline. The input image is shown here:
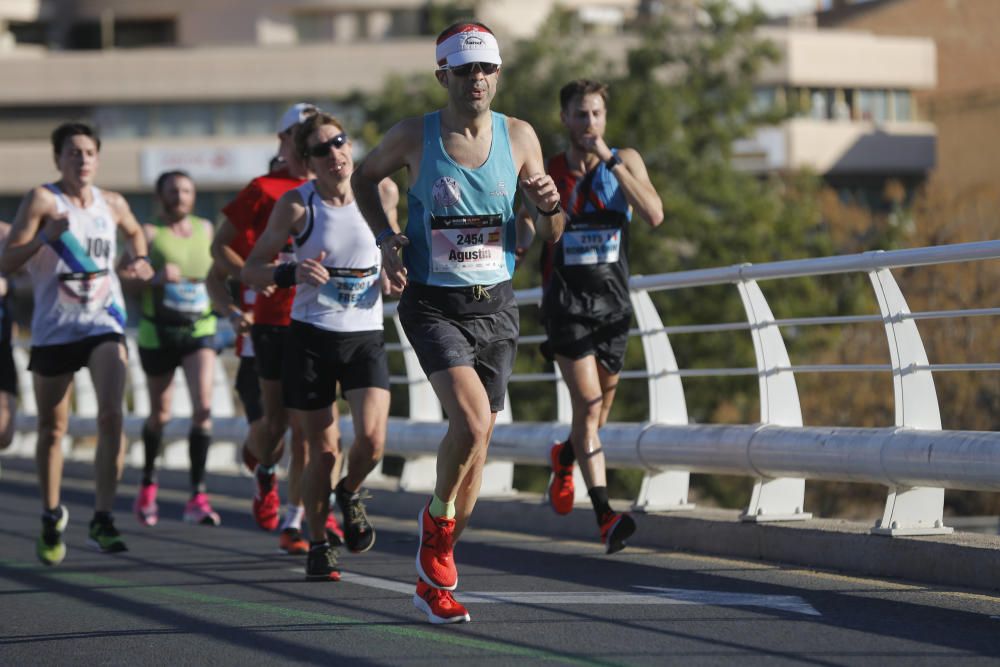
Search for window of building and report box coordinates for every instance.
[217,103,278,136]
[857,89,889,124]
[94,105,151,138]
[892,90,912,122]
[7,21,48,46]
[294,13,335,43]
[153,105,214,137]
[114,19,176,48]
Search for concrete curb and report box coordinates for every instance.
[4,456,998,592]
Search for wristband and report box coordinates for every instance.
[605,154,623,171]
[374,228,395,248]
[134,255,151,265]
[273,262,298,288]
[537,203,561,217]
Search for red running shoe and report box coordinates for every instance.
[413,579,470,624]
[416,505,457,590]
[599,511,637,555]
[547,441,575,515]
[252,467,280,531]
[325,511,345,547]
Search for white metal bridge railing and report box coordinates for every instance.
[9,240,1000,538]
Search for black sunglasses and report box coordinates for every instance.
[306,132,348,158]
[444,62,500,77]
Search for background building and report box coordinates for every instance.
[0,0,938,219]
[814,0,1000,194]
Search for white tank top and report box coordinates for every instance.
[290,181,383,333]
[28,184,126,346]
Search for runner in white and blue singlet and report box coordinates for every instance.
[0,122,154,566]
[351,21,564,624]
[243,111,399,582]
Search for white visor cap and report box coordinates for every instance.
[436,27,502,68]
[277,102,318,134]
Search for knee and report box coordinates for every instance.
[97,406,124,433]
[575,395,604,427]
[354,430,385,462]
[451,413,492,448]
[191,406,211,428]
[37,414,67,441]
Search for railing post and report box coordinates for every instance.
[868,265,952,536]
[630,289,694,512]
[737,275,812,522]
[393,314,440,493]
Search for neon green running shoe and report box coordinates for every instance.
[88,516,128,553]
[37,505,69,566]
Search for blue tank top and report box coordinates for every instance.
[405,111,518,287]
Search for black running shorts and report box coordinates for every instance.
[0,343,17,396]
[138,336,214,378]
[235,355,263,424]
[29,332,125,377]
[541,315,631,375]
[250,323,288,381]
[397,281,518,413]
[282,320,389,411]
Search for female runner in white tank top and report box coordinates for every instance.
[243,112,400,580]
[0,122,154,565]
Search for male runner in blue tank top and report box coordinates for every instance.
[353,20,564,625]
[517,79,663,554]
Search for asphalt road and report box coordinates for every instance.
[2,463,999,666]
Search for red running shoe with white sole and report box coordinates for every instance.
[547,441,575,515]
[413,579,470,624]
[416,505,457,590]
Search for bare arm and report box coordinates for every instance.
[0,187,68,275]
[106,191,154,284]
[242,190,312,290]
[508,117,564,243]
[352,117,420,291]
[211,218,247,280]
[514,204,535,266]
[206,260,252,336]
[603,147,663,227]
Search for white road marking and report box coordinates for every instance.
[334,572,821,616]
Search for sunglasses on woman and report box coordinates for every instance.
[306,132,348,158]
[443,62,500,77]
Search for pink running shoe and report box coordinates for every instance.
[134,482,159,527]
[183,493,221,526]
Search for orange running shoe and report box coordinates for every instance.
[252,467,280,531]
[416,504,457,590]
[413,579,470,624]
[547,441,575,515]
[599,511,636,554]
[279,527,309,554]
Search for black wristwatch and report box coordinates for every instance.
[605,154,623,171]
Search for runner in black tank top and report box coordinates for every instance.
[517,79,664,554]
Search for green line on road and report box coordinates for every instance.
[1,561,620,667]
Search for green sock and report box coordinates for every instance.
[429,494,456,519]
